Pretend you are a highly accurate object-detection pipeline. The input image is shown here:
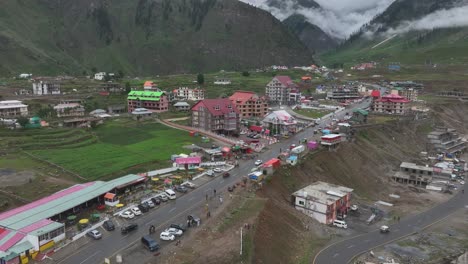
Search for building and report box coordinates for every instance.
[143,81,158,91]
[262,110,297,135]
[94,72,106,80]
[32,81,61,95]
[390,87,418,101]
[326,87,360,101]
[265,76,298,105]
[173,102,190,112]
[0,100,28,118]
[108,105,126,114]
[321,134,341,149]
[352,109,368,123]
[392,162,453,187]
[53,103,85,118]
[131,108,153,120]
[127,91,169,113]
[191,98,240,134]
[214,78,231,85]
[229,91,268,119]
[372,94,410,115]
[427,127,466,155]
[289,88,302,103]
[0,175,145,264]
[173,87,205,101]
[292,181,353,224]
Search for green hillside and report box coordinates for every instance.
[0,0,312,76]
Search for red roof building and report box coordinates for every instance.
[229,91,269,119]
[370,90,381,98]
[372,94,410,115]
[191,99,240,134]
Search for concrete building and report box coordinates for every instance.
[321,134,341,149]
[172,87,205,101]
[53,103,85,118]
[127,91,169,113]
[391,162,453,187]
[292,181,353,224]
[143,81,158,91]
[262,110,297,135]
[390,87,418,101]
[326,87,360,101]
[94,72,106,81]
[427,127,466,155]
[213,78,231,85]
[0,175,145,264]
[0,100,28,118]
[352,109,368,123]
[32,81,61,95]
[229,91,268,119]
[173,102,190,112]
[265,76,297,105]
[372,94,410,115]
[191,99,240,135]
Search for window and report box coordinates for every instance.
[227,105,232,109]
[214,105,220,110]
[298,200,305,206]
[412,169,416,173]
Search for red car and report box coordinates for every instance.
[223,172,230,178]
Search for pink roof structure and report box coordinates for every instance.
[375,94,410,103]
[275,76,293,87]
[19,219,55,233]
[175,157,201,165]
[0,233,25,251]
[191,98,240,116]
[229,91,256,105]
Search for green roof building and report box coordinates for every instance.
[127,91,168,113]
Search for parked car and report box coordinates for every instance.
[87,229,102,240]
[170,223,187,232]
[151,197,161,205]
[182,182,196,189]
[120,211,135,219]
[206,170,215,177]
[121,223,138,234]
[160,231,175,241]
[332,220,348,229]
[213,168,222,173]
[187,215,201,226]
[165,227,183,237]
[175,185,188,193]
[380,225,390,233]
[103,220,115,231]
[145,200,155,208]
[253,134,261,139]
[159,194,168,202]
[138,203,149,213]
[141,235,160,252]
[254,160,263,166]
[131,207,142,216]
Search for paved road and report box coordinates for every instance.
[314,185,467,264]
[57,99,372,264]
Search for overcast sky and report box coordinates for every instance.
[240,0,396,39]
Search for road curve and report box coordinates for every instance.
[314,183,467,264]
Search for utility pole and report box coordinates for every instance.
[240,226,243,256]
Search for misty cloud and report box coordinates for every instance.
[239,0,395,39]
[383,5,468,35]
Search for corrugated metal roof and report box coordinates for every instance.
[128,91,165,101]
[29,222,64,237]
[0,174,144,231]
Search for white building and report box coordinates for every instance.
[94,72,107,80]
[54,103,85,118]
[265,76,298,105]
[18,73,32,79]
[32,81,61,95]
[173,87,205,101]
[292,182,353,224]
[214,78,231,85]
[0,100,28,117]
[262,110,297,135]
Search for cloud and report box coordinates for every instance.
[239,0,395,39]
[383,5,468,35]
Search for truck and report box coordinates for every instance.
[291,145,305,154]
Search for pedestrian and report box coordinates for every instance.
[397,216,400,222]
[219,196,223,204]
[463,189,465,194]
[229,193,233,199]
[208,211,211,217]
[187,219,191,228]
[214,189,217,196]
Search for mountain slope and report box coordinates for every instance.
[321,0,468,66]
[0,0,313,76]
[283,14,338,54]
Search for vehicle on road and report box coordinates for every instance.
[175,185,188,193]
[206,170,215,177]
[332,220,348,229]
[380,225,390,233]
[170,223,187,232]
[131,207,142,216]
[138,203,149,213]
[165,189,177,200]
[254,160,263,166]
[151,197,161,205]
[188,215,201,226]
[223,172,230,178]
[159,194,169,202]
[213,168,222,173]
[87,229,102,240]
[121,223,138,234]
[165,227,183,237]
[103,220,115,231]
[120,211,135,219]
[182,182,196,189]
[350,205,358,211]
[141,235,160,251]
[160,231,175,241]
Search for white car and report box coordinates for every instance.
[120,211,135,219]
[131,207,142,216]
[182,181,196,189]
[213,168,222,173]
[254,160,263,166]
[145,200,155,208]
[160,231,175,241]
[165,227,183,237]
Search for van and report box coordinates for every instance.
[165,189,177,200]
[332,220,347,229]
[141,235,160,252]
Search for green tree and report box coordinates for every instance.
[82,70,88,76]
[242,71,250,77]
[118,70,124,79]
[104,73,111,82]
[91,67,98,74]
[17,117,29,128]
[197,73,205,85]
[125,82,131,94]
